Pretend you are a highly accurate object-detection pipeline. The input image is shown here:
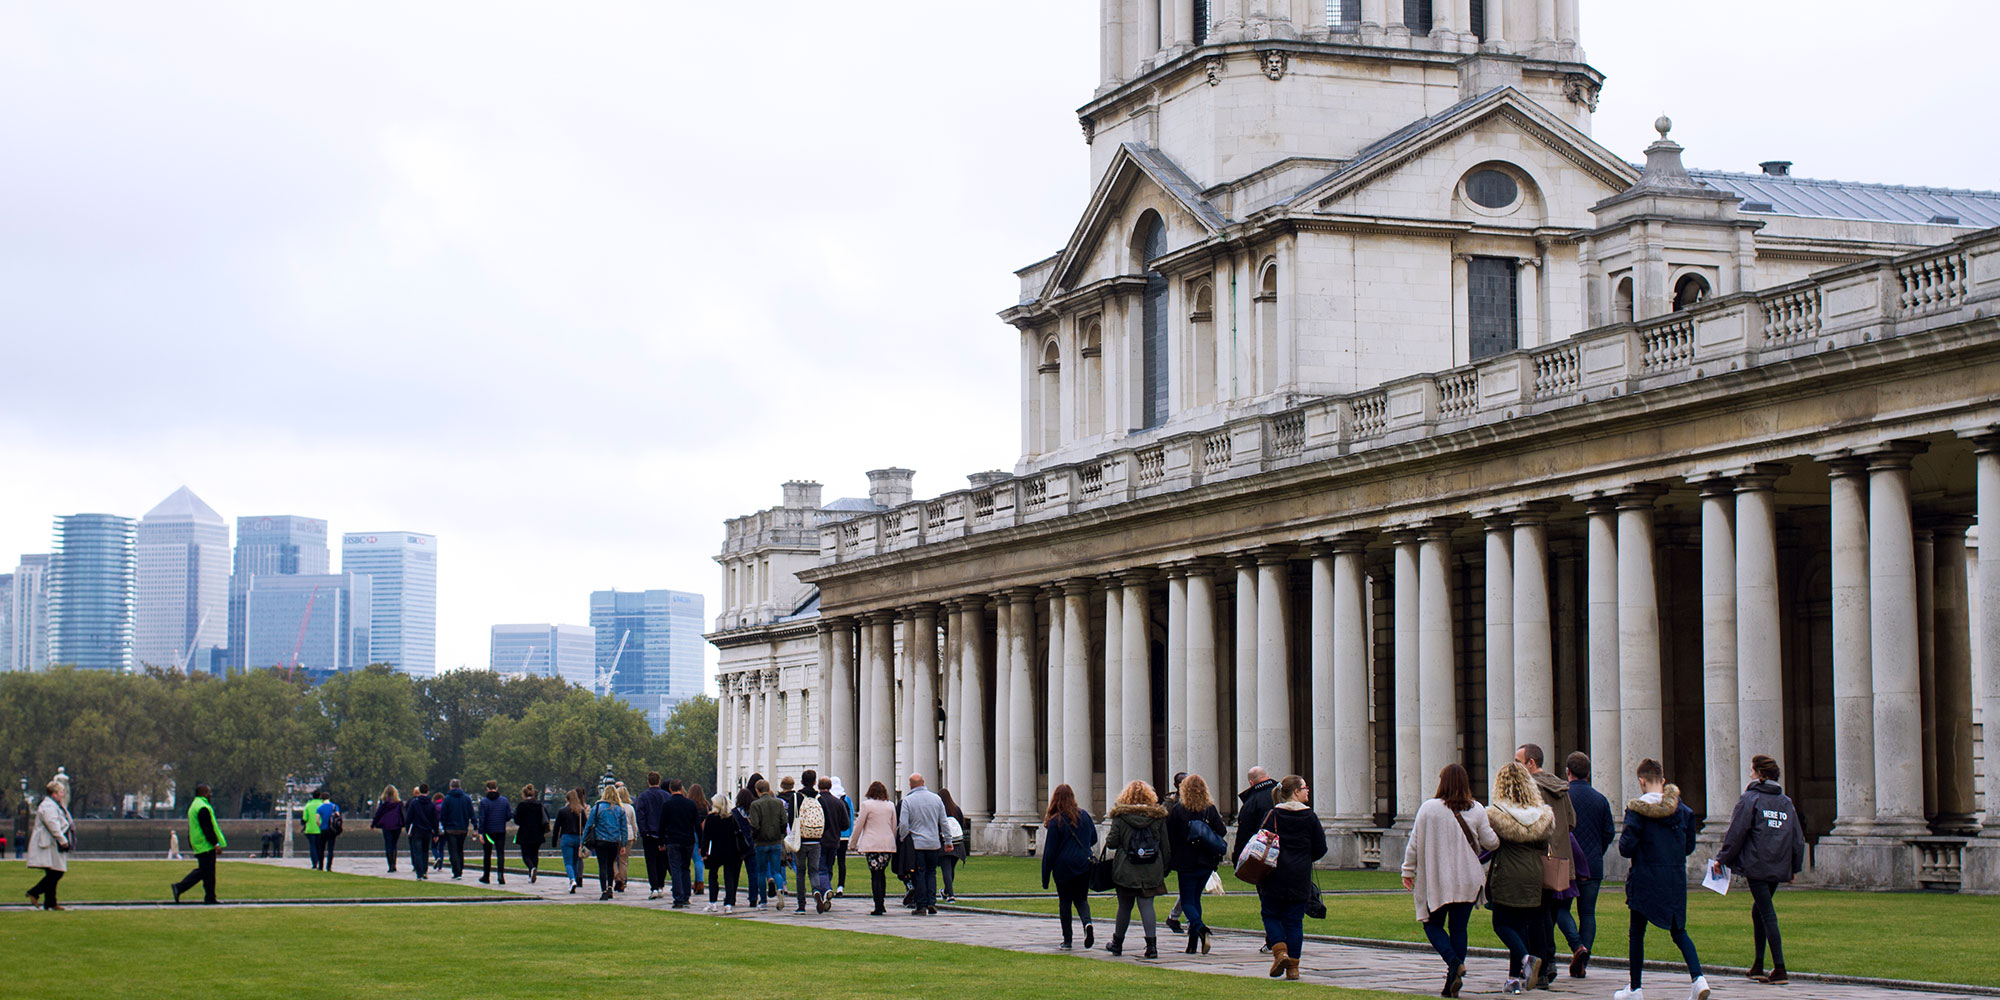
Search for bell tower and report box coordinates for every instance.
[1083,0,1601,191]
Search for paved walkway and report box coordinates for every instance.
[244,856,1986,1000]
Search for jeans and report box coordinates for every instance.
[693,849,705,885]
[322,833,339,867]
[172,849,219,903]
[380,829,401,870]
[305,832,324,869]
[1492,903,1541,976]
[814,842,836,894]
[666,843,694,905]
[1555,877,1604,951]
[409,833,431,878]
[1113,889,1157,942]
[1422,901,1474,969]
[1056,874,1093,944]
[431,831,446,865]
[939,854,958,898]
[480,832,507,881]
[444,831,467,877]
[592,844,620,895]
[912,848,939,909]
[1175,868,1210,934]
[560,834,583,884]
[1629,910,1703,990]
[1260,898,1309,957]
[794,843,822,908]
[752,843,784,906]
[642,835,669,891]
[1748,878,1785,969]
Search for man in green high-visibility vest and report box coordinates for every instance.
[171,783,227,904]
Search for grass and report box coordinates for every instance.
[941,855,1402,895]
[0,903,1412,1000]
[0,860,515,902]
[959,885,2000,987]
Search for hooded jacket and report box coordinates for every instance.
[438,788,475,833]
[1485,796,1553,909]
[1620,784,1697,930]
[1104,801,1172,894]
[1232,777,1278,861]
[1530,770,1575,863]
[1166,801,1227,873]
[478,791,511,835]
[512,798,548,847]
[1040,807,1097,887]
[402,795,438,838]
[1714,779,1805,883]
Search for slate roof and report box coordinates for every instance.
[821,497,884,513]
[1687,169,2000,228]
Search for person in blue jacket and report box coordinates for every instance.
[1615,758,1707,1000]
[476,779,511,884]
[1041,782,1098,951]
[437,778,476,879]
[1557,751,1618,978]
[402,783,438,880]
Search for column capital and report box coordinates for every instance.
[820,614,858,629]
[1860,440,1929,471]
[1723,462,1790,491]
[1921,513,1976,536]
[1416,517,1462,541]
[955,593,986,612]
[1612,483,1669,509]
[1110,567,1156,585]
[1250,544,1296,566]
[1957,425,2000,452]
[1387,526,1422,545]
[1692,474,1735,498]
[905,602,941,622]
[862,609,897,626]
[1174,556,1225,578]
[1096,572,1124,590]
[1004,586,1041,606]
[1473,508,1514,531]
[1057,577,1097,597]
[1816,450,1871,477]
[1225,548,1263,568]
[1158,562,1190,580]
[1328,532,1372,555]
[1503,500,1558,524]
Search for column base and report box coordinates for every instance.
[974,814,1037,856]
[1807,833,1918,889]
[1322,820,1379,869]
[1930,812,1980,836]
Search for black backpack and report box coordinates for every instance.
[1125,821,1160,865]
[327,809,344,835]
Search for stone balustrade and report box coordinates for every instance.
[820,229,2000,566]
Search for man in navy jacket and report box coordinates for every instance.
[634,772,673,899]
[402,783,438,880]
[1559,751,1617,978]
[661,778,703,908]
[437,779,476,879]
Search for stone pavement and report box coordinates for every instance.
[246,856,1987,1000]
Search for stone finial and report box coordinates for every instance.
[1631,113,1703,193]
[1654,115,1673,139]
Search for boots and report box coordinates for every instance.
[1285,957,1301,981]
[1144,937,1158,959]
[1107,933,1125,957]
[1269,942,1291,978]
[1185,931,1200,954]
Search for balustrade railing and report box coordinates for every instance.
[1641,317,1695,372]
[1761,286,1821,345]
[1351,391,1388,438]
[1271,411,1305,457]
[1897,250,1967,317]
[1436,369,1478,418]
[1531,343,1580,398]
[1022,475,1049,512]
[1202,431,1232,474]
[1078,459,1106,497]
[1136,447,1166,487]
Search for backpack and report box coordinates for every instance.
[798,794,826,840]
[731,806,754,855]
[1125,821,1160,865]
[326,807,344,835]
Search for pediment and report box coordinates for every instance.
[1037,144,1230,303]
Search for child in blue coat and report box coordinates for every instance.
[1615,758,1706,1000]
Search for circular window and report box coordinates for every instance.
[1466,169,1519,209]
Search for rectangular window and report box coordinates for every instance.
[1468,256,1519,361]
[1331,0,1361,28]
[1470,0,1486,40]
[1403,0,1433,35]
[1194,0,1210,44]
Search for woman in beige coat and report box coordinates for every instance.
[847,780,898,916]
[1403,763,1500,997]
[25,781,74,910]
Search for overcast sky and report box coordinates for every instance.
[3,2,1994,683]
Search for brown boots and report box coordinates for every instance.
[1267,943,1301,981]
[1286,957,1301,981]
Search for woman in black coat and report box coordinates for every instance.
[701,792,746,911]
[1165,773,1227,954]
[1040,783,1098,950]
[512,785,548,883]
[1254,774,1327,982]
[1620,758,1707,1000]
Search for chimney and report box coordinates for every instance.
[781,480,823,510]
[1758,160,1792,176]
[966,471,1012,489]
[865,468,915,509]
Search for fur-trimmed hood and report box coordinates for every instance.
[1487,800,1553,843]
[1109,802,1167,820]
[1626,784,1682,818]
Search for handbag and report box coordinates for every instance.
[1090,850,1117,893]
[944,815,964,843]
[783,821,802,854]
[583,803,611,851]
[1305,881,1327,919]
[1188,810,1226,858]
[1234,813,1280,885]
[1541,853,1573,892]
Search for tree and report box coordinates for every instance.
[462,689,654,796]
[0,668,172,816]
[311,665,429,808]
[651,695,717,791]
[180,669,314,816]
[417,670,572,790]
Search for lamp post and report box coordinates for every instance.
[282,777,296,859]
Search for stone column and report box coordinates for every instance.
[1102,575,1125,805]
[910,605,940,784]
[1062,579,1096,814]
[1234,555,1260,785]
[1418,522,1458,788]
[1971,433,2000,837]
[1482,514,1515,777]
[716,676,732,790]
[990,597,1013,816]
[1825,457,1876,832]
[1393,530,1422,820]
[1696,477,1740,839]
[1617,487,1666,803]
[960,598,991,820]
[745,680,760,787]
[1736,467,1787,788]
[943,603,961,793]
[1309,544,1337,822]
[1256,548,1294,775]
[827,618,859,796]
[1933,518,1978,831]
[1122,570,1155,792]
[1584,498,1621,796]
[1511,503,1555,754]
[1332,536,1372,826]
[1137,0,1161,70]
[1173,0,1196,50]
[1166,566,1189,772]
[763,668,781,779]
[1870,444,1930,834]
[1045,586,1064,805]
[873,613,899,792]
[1008,589,1038,818]
[1185,562,1221,791]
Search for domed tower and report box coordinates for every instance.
[1084,0,1600,190]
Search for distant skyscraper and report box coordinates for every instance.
[8,554,50,671]
[241,573,371,674]
[490,624,595,688]
[0,573,11,670]
[49,514,137,671]
[590,589,705,731]
[135,487,230,673]
[226,515,330,671]
[340,531,436,677]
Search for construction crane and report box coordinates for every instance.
[596,629,629,697]
[174,606,211,674]
[288,585,321,674]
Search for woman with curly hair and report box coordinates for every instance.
[1487,761,1553,994]
[1103,779,1172,959]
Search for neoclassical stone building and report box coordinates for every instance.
[756,3,2000,889]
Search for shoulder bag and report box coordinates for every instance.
[1187,809,1227,858]
[1234,812,1280,885]
[1451,807,1491,876]
[583,803,610,851]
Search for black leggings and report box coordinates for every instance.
[709,857,741,904]
[481,835,507,880]
[1056,874,1093,944]
[592,844,620,894]
[381,829,401,868]
[1748,878,1785,969]
[28,868,64,908]
[520,843,543,873]
[1629,910,1703,989]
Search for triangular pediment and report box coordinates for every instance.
[1037,143,1229,303]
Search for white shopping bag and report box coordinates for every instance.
[1204,871,1224,895]
[1701,858,1730,895]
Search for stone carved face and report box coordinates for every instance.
[1262,51,1286,81]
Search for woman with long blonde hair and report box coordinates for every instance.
[614,783,639,893]
[1166,773,1226,954]
[583,784,629,899]
[370,785,404,873]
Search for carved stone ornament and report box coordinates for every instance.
[1261,49,1288,81]
[1079,115,1096,143]
[1205,57,1224,86]
[1563,74,1600,111]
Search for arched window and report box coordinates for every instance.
[1673,273,1711,312]
[1255,260,1279,393]
[1188,283,1216,408]
[1137,213,1169,430]
[1039,339,1062,452]
[1613,276,1635,324]
[1080,319,1104,437]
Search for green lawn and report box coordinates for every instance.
[0,904,1409,1000]
[960,886,2000,987]
[0,861,515,902]
[941,855,1402,895]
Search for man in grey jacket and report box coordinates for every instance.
[896,773,951,915]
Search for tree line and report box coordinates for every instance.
[0,665,716,817]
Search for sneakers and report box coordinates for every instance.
[1083,923,1094,950]
[723,904,734,914]
[170,883,183,904]
[1689,976,1711,1000]
[835,885,845,897]
[1504,979,1525,995]
[816,890,832,913]
[1571,947,1590,979]
[1522,956,1542,989]
[1613,988,1644,1000]
[648,890,662,900]
[1756,969,1790,985]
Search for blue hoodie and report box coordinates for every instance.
[439,787,476,832]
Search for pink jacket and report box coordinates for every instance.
[849,798,898,853]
